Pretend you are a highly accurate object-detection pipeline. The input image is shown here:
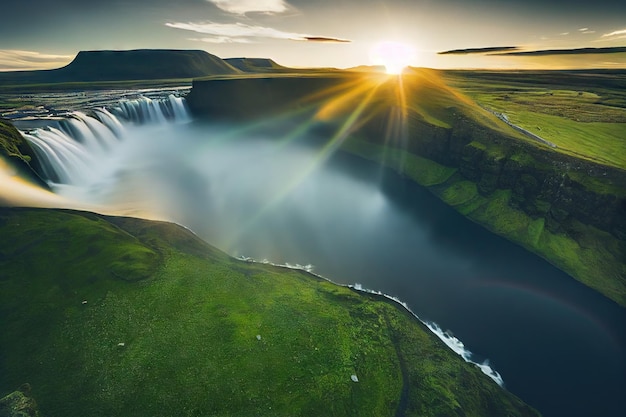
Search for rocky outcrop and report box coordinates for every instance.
[0,384,40,417]
[0,120,49,189]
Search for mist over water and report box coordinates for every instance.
[11,99,626,417]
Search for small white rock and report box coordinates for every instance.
[82,300,88,305]
[117,342,125,347]
[351,374,359,383]
[256,335,262,341]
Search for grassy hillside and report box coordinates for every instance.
[0,207,539,417]
[445,70,626,169]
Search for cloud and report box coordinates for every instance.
[303,36,351,43]
[579,27,589,31]
[559,32,570,36]
[583,31,596,34]
[0,50,73,71]
[492,46,626,56]
[207,0,289,14]
[166,21,350,43]
[187,37,251,44]
[602,28,626,38]
[438,46,520,55]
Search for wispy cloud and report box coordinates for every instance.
[559,32,570,36]
[304,37,350,43]
[602,28,626,39]
[207,0,289,15]
[603,29,626,37]
[0,50,73,71]
[582,30,595,34]
[166,21,350,43]
[579,27,589,32]
[492,46,626,56]
[438,46,520,55]
[187,37,251,44]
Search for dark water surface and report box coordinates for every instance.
[58,121,626,417]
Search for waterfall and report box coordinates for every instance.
[169,94,190,122]
[20,95,191,186]
[111,95,190,124]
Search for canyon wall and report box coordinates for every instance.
[187,74,626,304]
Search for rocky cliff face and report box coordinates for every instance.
[457,140,626,240]
[370,111,626,242]
[0,384,40,417]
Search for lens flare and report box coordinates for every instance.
[369,41,416,74]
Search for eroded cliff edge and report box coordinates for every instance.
[186,71,626,306]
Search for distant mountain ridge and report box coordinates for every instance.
[62,49,240,80]
[224,57,287,73]
[0,49,240,84]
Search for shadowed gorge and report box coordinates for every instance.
[186,70,626,306]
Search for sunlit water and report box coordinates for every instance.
[10,100,626,417]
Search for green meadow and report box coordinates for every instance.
[0,208,538,417]
[445,70,626,169]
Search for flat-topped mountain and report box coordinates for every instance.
[62,49,240,80]
[0,49,239,85]
[224,57,287,73]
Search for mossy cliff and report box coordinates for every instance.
[186,71,626,306]
[0,120,47,188]
[0,207,539,417]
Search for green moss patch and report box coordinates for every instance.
[0,120,31,163]
[341,138,457,186]
[440,180,479,207]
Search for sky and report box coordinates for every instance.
[1,0,625,71]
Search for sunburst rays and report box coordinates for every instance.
[221,72,417,249]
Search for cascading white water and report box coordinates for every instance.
[93,107,125,138]
[112,94,189,124]
[23,127,95,184]
[20,94,190,186]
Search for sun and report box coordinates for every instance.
[369,41,416,74]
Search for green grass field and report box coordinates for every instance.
[0,208,539,417]
[445,71,626,169]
